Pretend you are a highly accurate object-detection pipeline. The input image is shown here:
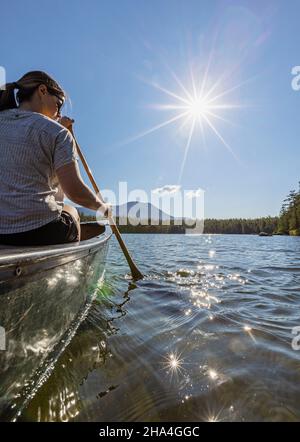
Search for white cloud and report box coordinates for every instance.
[152,185,181,196]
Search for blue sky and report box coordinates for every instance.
[1,0,300,218]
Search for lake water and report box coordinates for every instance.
[19,234,300,422]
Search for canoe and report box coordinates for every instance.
[0,223,111,421]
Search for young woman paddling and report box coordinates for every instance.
[0,71,111,246]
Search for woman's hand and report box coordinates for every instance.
[58,116,75,131]
[102,203,112,219]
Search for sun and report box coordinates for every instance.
[145,69,244,181]
[187,97,210,120]
[114,62,249,182]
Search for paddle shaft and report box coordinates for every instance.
[71,130,143,280]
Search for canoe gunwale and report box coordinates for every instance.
[0,227,111,265]
[0,227,112,290]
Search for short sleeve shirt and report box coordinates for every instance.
[0,109,77,234]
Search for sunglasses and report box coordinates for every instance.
[47,87,65,113]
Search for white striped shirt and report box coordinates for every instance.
[0,109,77,234]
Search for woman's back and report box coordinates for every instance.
[0,70,109,246]
[0,108,76,234]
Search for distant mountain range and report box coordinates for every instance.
[76,201,175,221]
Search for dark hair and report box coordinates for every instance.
[0,70,65,111]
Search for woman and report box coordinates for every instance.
[0,71,110,246]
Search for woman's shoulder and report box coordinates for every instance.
[1,109,66,135]
[33,112,65,133]
[27,112,70,142]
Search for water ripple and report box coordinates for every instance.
[17,234,300,422]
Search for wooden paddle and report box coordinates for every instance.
[70,129,143,280]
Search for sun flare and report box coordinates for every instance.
[186,97,210,120]
[146,69,246,182]
[115,62,249,182]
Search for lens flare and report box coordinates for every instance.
[162,351,185,381]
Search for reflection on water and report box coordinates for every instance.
[16,234,300,422]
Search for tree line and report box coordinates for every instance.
[203,217,278,235]
[277,182,300,236]
[78,212,279,234]
[79,183,300,236]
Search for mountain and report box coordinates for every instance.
[76,201,174,221]
[115,201,175,221]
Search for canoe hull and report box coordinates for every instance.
[0,228,111,420]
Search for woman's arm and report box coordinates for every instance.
[56,161,109,214]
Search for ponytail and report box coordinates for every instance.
[0,71,65,112]
[0,82,18,111]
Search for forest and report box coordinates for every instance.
[79,182,300,235]
[277,182,300,236]
[79,212,279,234]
